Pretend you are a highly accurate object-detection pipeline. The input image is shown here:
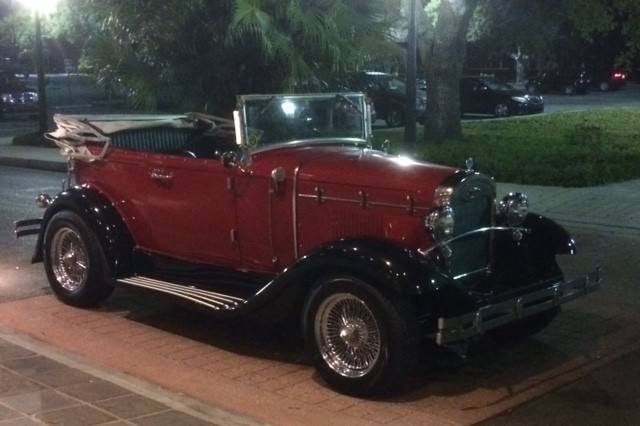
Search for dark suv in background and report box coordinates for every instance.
[347,71,427,127]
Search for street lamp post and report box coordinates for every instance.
[20,0,59,135]
[404,0,417,154]
[34,11,47,134]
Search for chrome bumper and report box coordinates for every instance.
[436,266,601,345]
[14,218,42,238]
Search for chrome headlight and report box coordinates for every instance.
[499,192,529,226]
[426,206,455,240]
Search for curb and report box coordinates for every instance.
[0,156,66,172]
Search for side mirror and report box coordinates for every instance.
[220,151,238,168]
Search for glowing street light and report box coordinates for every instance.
[21,0,60,15]
[19,0,60,134]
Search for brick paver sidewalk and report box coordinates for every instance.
[0,271,637,426]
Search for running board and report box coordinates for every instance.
[117,276,247,311]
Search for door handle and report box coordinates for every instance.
[150,169,174,181]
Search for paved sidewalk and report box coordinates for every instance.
[0,138,65,173]
[0,331,259,426]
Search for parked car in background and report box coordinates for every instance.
[294,76,377,122]
[347,71,426,127]
[461,76,544,117]
[0,71,39,118]
[16,92,600,395]
[588,68,628,91]
[526,68,589,95]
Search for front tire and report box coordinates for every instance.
[494,103,510,118]
[43,211,114,307]
[304,276,416,395]
[385,108,404,128]
[599,81,610,92]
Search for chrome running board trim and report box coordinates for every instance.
[117,275,247,311]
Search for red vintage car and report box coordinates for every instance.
[16,93,600,395]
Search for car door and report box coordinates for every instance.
[461,79,482,113]
[139,153,240,268]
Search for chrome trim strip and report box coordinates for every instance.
[453,267,489,281]
[298,194,359,204]
[119,280,224,311]
[298,193,429,212]
[418,226,529,256]
[249,138,368,155]
[125,276,245,303]
[292,166,301,259]
[435,266,602,345]
[118,276,247,312]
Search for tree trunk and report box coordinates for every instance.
[424,0,479,143]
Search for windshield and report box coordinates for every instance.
[240,94,367,147]
[482,78,515,92]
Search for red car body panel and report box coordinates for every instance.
[75,143,457,275]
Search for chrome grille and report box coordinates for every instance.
[447,175,495,279]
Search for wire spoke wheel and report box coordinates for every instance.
[50,227,89,292]
[495,103,509,117]
[315,293,381,378]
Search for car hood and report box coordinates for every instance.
[252,144,457,199]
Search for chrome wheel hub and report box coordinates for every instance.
[50,227,89,292]
[315,292,381,378]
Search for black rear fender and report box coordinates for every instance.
[33,186,134,276]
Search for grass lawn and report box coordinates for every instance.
[373,108,640,187]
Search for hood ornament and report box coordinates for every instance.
[464,157,474,171]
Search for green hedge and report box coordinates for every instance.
[374,108,640,187]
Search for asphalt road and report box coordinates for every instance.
[542,82,640,114]
[0,165,63,302]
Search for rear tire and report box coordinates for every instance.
[598,81,610,92]
[563,85,575,95]
[304,276,416,396]
[43,211,114,308]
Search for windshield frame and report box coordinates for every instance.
[235,92,372,151]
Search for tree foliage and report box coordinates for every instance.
[420,0,640,144]
[51,0,400,113]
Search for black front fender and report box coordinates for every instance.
[33,185,134,276]
[524,213,576,255]
[243,239,476,324]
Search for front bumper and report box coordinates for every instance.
[436,266,601,345]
